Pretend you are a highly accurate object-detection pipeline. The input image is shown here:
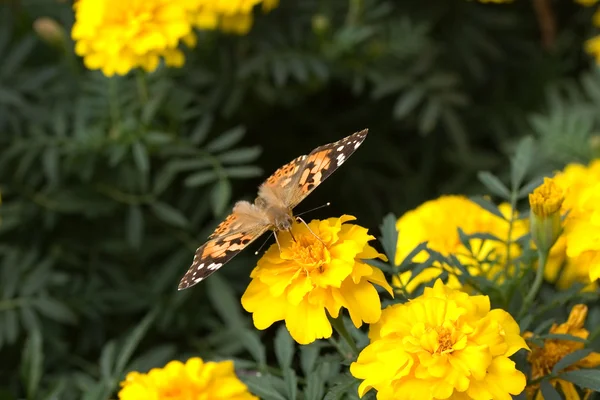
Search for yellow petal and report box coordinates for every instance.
[338,278,382,327]
[285,300,331,344]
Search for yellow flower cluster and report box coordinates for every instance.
[71,0,278,76]
[394,195,527,292]
[350,279,528,400]
[241,215,393,345]
[118,357,257,400]
[544,160,600,288]
[578,0,600,62]
[524,304,600,399]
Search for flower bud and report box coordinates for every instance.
[33,17,65,47]
[529,177,564,252]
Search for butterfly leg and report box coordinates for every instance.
[295,216,324,244]
[273,230,283,251]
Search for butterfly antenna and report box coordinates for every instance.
[254,231,275,256]
[296,202,331,217]
[295,216,324,244]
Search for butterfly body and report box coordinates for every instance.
[178,129,369,290]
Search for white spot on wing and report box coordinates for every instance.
[354,141,360,149]
[337,145,344,151]
[336,153,346,165]
[207,263,222,271]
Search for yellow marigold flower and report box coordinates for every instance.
[350,279,528,400]
[72,0,195,76]
[529,177,564,253]
[118,357,257,400]
[545,160,600,287]
[524,304,600,400]
[394,195,527,293]
[241,215,393,345]
[192,0,279,35]
[585,35,600,65]
[575,0,599,6]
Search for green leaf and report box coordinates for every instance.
[126,206,144,249]
[305,368,325,400]
[99,340,117,380]
[559,369,600,391]
[184,170,217,187]
[3,309,18,344]
[132,142,150,173]
[539,380,561,400]
[237,328,266,366]
[477,171,511,199]
[33,298,77,324]
[393,86,425,119]
[552,349,594,375]
[20,329,43,400]
[42,147,59,187]
[282,368,298,400]
[205,126,246,152]
[206,274,245,328]
[225,166,263,179]
[211,179,231,216]
[300,343,321,376]
[469,196,506,220]
[274,325,294,369]
[323,374,357,400]
[150,202,188,228]
[378,213,398,264]
[127,344,176,374]
[190,115,214,145]
[114,309,157,377]
[218,147,262,164]
[510,136,534,191]
[243,375,287,400]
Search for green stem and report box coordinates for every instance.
[136,70,149,105]
[522,249,549,316]
[329,315,358,357]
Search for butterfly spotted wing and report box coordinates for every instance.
[177,129,369,290]
[282,129,369,208]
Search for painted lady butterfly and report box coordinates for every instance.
[178,129,369,290]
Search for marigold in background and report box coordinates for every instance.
[241,215,393,345]
[71,0,279,76]
[193,0,279,35]
[394,195,527,293]
[529,177,564,253]
[545,160,600,289]
[72,0,196,76]
[350,279,528,400]
[524,304,600,400]
[118,357,257,400]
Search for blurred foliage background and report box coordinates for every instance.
[2,0,600,398]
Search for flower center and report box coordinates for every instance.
[529,341,576,378]
[287,234,330,271]
[434,327,454,354]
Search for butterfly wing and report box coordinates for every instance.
[284,129,368,209]
[178,215,269,290]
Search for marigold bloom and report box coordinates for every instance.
[72,0,195,76]
[575,0,599,6]
[241,215,393,345]
[394,195,527,292]
[71,0,279,76]
[545,160,600,287]
[193,0,279,34]
[524,304,600,400]
[529,178,564,253]
[118,357,257,400]
[350,279,528,400]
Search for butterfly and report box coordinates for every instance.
[177,129,369,290]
